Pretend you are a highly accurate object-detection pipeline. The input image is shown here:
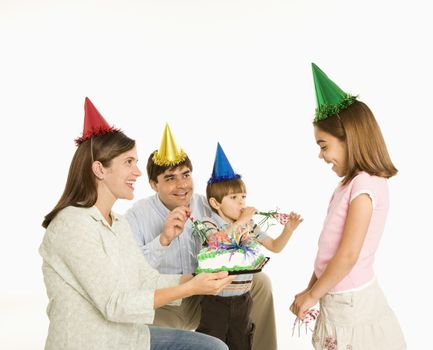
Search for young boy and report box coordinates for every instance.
[195,143,303,350]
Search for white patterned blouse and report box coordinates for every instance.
[39,206,181,350]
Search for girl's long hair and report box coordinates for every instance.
[42,132,135,228]
[314,101,397,185]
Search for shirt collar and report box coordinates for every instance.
[210,212,229,228]
[154,193,201,215]
[88,206,120,227]
[153,194,198,232]
[154,194,171,217]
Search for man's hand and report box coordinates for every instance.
[160,206,191,246]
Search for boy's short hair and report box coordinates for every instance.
[206,178,247,213]
[146,150,193,182]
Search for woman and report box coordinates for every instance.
[40,98,233,350]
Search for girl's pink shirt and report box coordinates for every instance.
[314,171,389,293]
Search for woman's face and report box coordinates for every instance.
[101,146,142,201]
[314,126,347,177]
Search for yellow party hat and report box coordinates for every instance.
[152,123,186,166]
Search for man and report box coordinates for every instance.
[125,124,277,350]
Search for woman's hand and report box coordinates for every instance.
[155,272,235,309]
[187,271,235,296]
[290,290,319,319]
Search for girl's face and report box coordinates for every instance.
[216,192,247,223]
[101,146,142,201]
[314,126,347,177]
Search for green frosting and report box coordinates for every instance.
[195,253,265,273]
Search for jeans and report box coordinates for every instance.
[149,326,228,350]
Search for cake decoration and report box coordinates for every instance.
[190,216,265,273]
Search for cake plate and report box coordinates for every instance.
[228,256,270,275]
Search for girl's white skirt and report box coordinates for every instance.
[312,280,406,350]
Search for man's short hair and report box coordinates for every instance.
[146,150,193,182]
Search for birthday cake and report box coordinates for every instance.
[194,227,265,273]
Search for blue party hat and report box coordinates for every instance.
[208,143,241,184]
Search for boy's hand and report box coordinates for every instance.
[236,207,257,227]
[284,212,303,232]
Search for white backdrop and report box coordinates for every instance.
[1,1,431,349]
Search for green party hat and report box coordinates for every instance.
[152,123,186,166]
[312,63,357,122]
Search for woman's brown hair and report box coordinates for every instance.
[42,132,135,228]
[314,101,397,185]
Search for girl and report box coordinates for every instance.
[39,98,234,350]
[290,64,406,349]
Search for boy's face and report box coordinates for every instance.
[150,165,194,210]
[216,192,247,223]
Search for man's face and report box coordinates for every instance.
[150,165,194,210]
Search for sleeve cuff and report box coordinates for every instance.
[350,190,375,209]
[105,289,156,324]
[146,235,171,260]
[156,274,182,306]
[152,235,172,250]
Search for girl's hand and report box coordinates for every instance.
[284,212,303,232]
[187,271,235,295]
[290,290,319,319]
[294,287,310,299]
